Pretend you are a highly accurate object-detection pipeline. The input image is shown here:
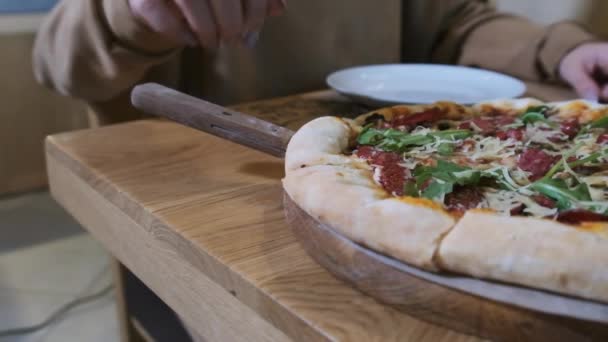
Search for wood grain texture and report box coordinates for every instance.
[47,151,292,342]
[0,33,87,195]
[231,90,371,130]
[110,260,138,342]
[284,195,608,341]
[46,120,475,342]
[131,83,294,158]
[45,85,581,341]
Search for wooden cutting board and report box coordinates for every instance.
[284,195,608,341]
[132,83,608,341]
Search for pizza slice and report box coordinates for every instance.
[282,99,608,303]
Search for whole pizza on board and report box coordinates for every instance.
[282,98,608,303]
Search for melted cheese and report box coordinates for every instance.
[398,157,419,170]
[469,121,483,132]
[372,167,382,185]
[406,133,458,157]
[511,167,532,185]
[484,166,533,193]
[482,189,558,217]
[572,132,604,160]
[578,200,608,213]
[469,136,520,161]
[524,123,566,149]
[356,105,608,219]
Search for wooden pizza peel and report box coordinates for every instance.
[131,83,608,341]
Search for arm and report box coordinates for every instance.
[32,0,181,103]
[432,1,595,83]
[32,0,283,124]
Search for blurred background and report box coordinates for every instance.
[1,2,114,342]
[0,0,606,341]
[3,0,608,197]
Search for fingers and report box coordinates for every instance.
[568,67,600,101]
[242,0,267,34]
[559,43,608,102]
[560,48,600,101]
[601,84,608,100]
[129,0,197,46]
[174,0,218,48]
[267,0,286,16]
[165,0,286,49]
[595,51,608,75]
[593,52,608,102]
[208,0,245,42]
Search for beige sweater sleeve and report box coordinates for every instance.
[433,0,596,83]
[34,0,597,105]
[32,0,181,102]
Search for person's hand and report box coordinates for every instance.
[128,0,286,49]
[559,42,608,102]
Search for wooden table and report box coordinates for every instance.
[46,86,577,342]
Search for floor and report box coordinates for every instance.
[0,191,119,342]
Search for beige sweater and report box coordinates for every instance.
[33,0,595,124]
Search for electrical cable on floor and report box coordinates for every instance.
[0,262,114,339]
[0,283,114,339]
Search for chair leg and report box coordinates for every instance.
[111,259,148,342]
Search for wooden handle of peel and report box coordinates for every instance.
[131,83,294,158]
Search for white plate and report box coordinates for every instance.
[326,64,526,106]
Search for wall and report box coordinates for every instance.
[495,0,590,24]
[1,0,605,195]
[495,0,607,36]
[0,16,88,195]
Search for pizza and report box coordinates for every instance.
[282,98,608,303]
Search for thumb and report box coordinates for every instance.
[267,0,286,16]
[568,68,600,101]
[594,54,608,102]
[601,84,608,101]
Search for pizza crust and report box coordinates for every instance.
[549,99,608,123]
[283,100,608,302]
[437,211,608,303]
[474,98,544,114]
[353,102,473,126]
[283,164,455,270]
[284,117,364,172]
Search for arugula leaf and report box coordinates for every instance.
[520,106,559,127]
[421,179,453,201]
[438,143,454,156]
[414,160,478,181]
[567,150,607,168]
[403,182,419,197]
[525,105,550,114]
[590,116,608,129]
[357,128,431,149]
[530,178,592,210]
[356,128,471,153]
[480,166,529,191]
[431,129,472,140]
[452,169,482,185]
[577,116,608,137]
[377,136,432,152]
[356,127,388,145]
[414,166,433,189]
[412,161,481,201]
[435,160,469,173]
[356,126,378,145]
[544,148,606,179]
[571,182,593,201]
[521,112,548,125]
